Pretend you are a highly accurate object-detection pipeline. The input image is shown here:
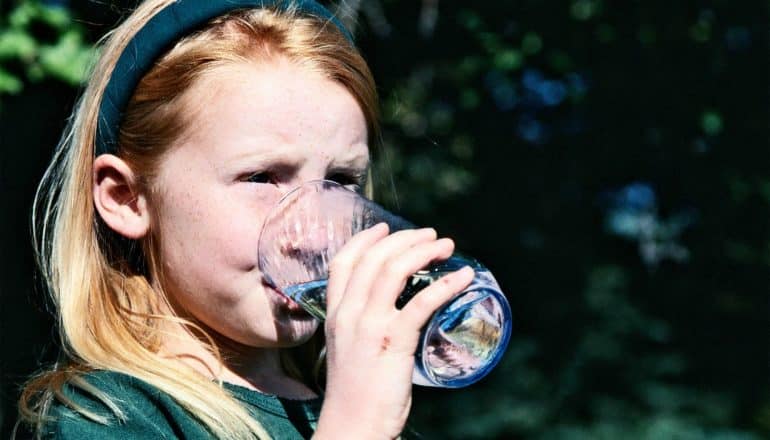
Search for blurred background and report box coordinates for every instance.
[1,0,768,438]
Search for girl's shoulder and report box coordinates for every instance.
[44,370,213,439]
[44,370,325,439]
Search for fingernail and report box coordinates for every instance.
[373,222,389,232]
[457,266,474,276]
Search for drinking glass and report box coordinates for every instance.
[258,180,512,388]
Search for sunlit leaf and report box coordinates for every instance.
[0,67,23,93]
[0,29,37,60]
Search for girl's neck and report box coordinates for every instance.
[158,317,318,400]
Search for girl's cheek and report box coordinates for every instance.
[241,181,282,203]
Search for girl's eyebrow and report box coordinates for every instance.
[225,151,304,168]
[223,145,369,170]
[329,154,369,170]
[330,145,370,169]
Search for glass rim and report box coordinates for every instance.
[275,179,355,206]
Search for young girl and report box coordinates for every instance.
[18,0,475,438]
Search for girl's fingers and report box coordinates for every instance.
[397,266,476,331]
[365,238,455,313]
[332,228,438,320]
[326,222,389,315]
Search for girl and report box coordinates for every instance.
[18,0,475,438]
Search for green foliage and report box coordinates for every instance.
[375,64,479,213]
[701,110,723,136]
[0,66,23,93]
[366,1,767,438]
[570,0,603,21]
[0,1,94,97]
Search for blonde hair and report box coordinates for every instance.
[18,1,378,438]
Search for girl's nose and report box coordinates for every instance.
[283,217,335,256]
[279,165,329,192]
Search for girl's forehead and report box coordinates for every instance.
[170,60,369,165]
[166,61,369,168]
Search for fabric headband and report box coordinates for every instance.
[95,0,353,156]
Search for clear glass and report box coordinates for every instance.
[258,180,512,387]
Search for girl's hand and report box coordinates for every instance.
[313,223,475,439]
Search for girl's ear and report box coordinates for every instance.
[93,154,151,239]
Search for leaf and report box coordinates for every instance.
[38,30,95,84]
[0,29,38,60]
[0,67,23,94]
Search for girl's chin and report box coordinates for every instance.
[261,282,320,339]
[233,315,319,349]
[270,315,321,348]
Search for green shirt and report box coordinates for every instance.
[45,370,322,439]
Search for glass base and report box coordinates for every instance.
[413,286,512,388]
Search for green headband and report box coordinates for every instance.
[95,0,353,156]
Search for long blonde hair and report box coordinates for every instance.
[18,1,378,438]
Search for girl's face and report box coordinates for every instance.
[151,58,369,348]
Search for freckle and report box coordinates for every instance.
[380,336,391,352]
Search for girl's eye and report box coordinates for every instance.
[243,171,364,189]
[244,172,273,184]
